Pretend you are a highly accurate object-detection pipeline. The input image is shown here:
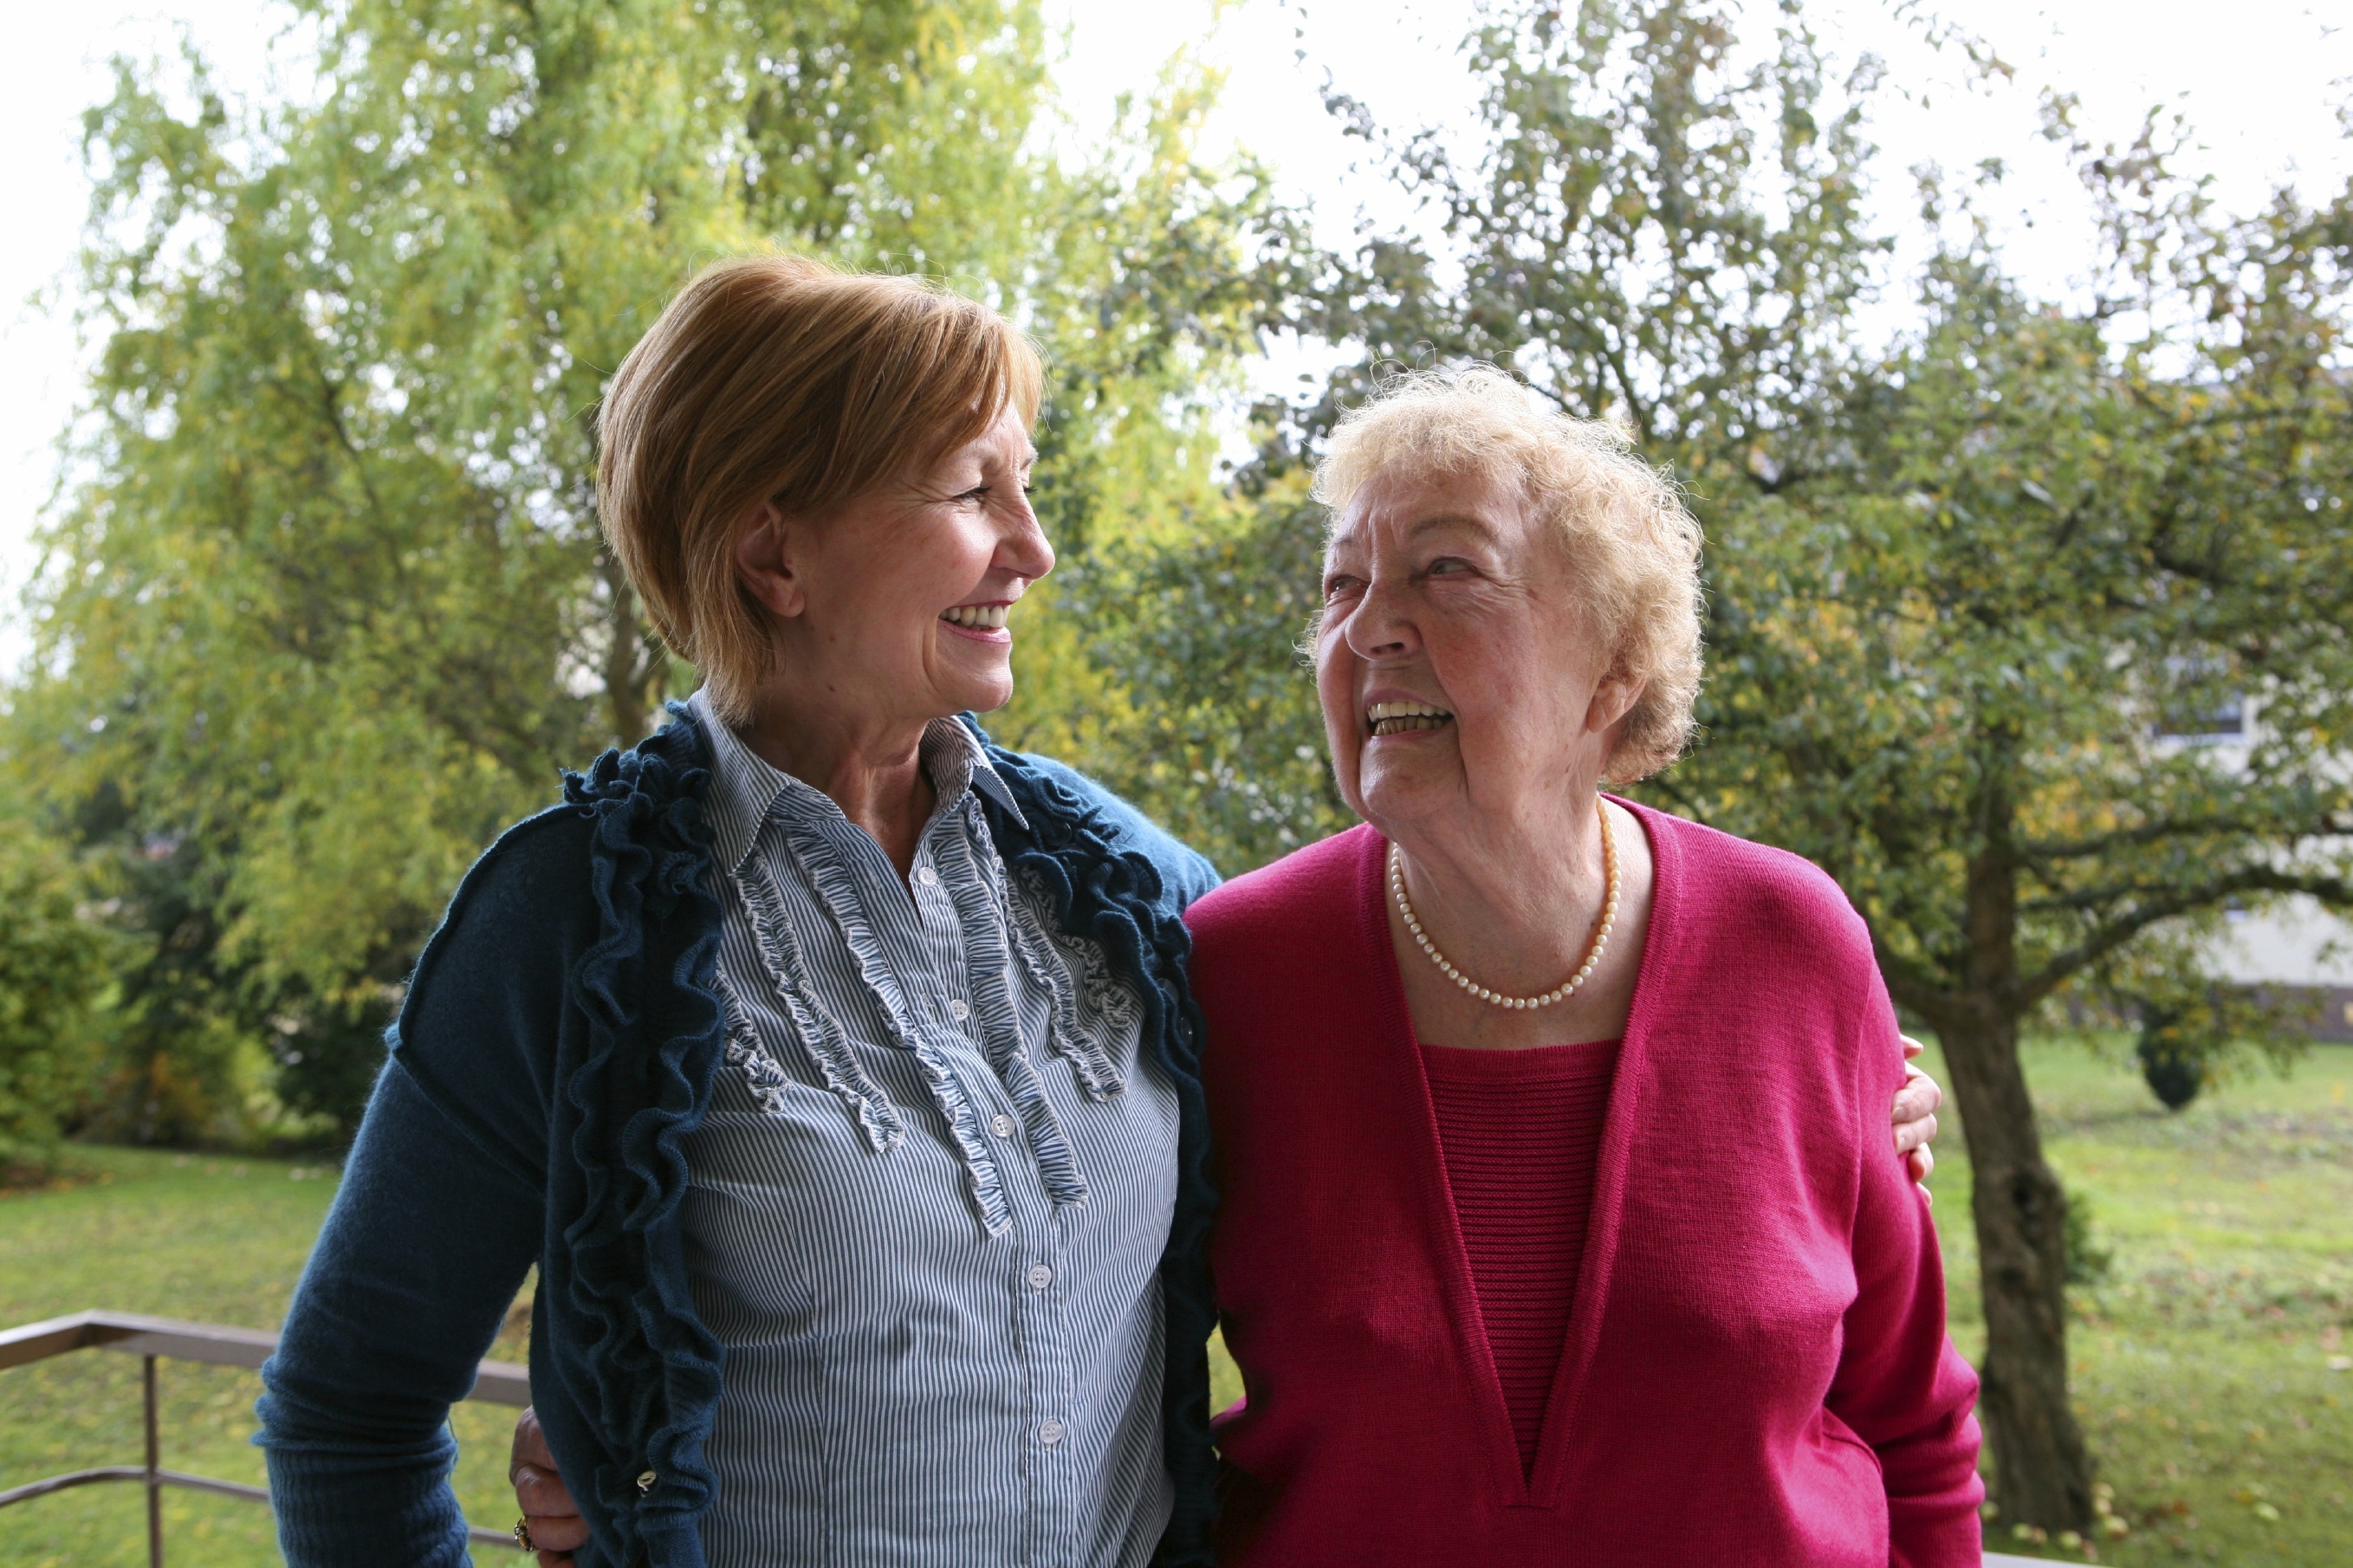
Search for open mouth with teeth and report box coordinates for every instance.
[1367,701,1454,735]
[941,603,1011,632]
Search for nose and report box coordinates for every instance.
[998,488,1055,585]
[1343,570,1416,662]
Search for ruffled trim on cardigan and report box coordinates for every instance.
[971,808,1130,1104]
[557,707,729,1565]
[950,795,1092,1212]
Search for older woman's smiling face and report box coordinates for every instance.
[1316,463,1637,837]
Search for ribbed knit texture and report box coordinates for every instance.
[1421,1038,1618,1476]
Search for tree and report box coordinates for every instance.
[11,0,1282,1134]
[1137,0,2352,1528]
[1668,139,2353,1526]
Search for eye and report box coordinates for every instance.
[1426,556,1471,576]
[1322,572,1363,601]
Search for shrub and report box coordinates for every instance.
[0,821,113,1182]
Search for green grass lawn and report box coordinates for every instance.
[3,1040,2347,1565]
[0,1146,528,1566]
[1913,1036,2353,1565]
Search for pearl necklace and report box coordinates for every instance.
[1388,800,1620,1011]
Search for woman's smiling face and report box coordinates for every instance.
[741,405,1050,726]
[1314,463,1635,836]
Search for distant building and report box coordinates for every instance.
[2212,898,2353,1042]
[2157,690,2353,1042]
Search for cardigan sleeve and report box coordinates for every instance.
[1008,748,1225,903]
[1825,965,1986,1568]
[256,1062,542,1565]
[256,816,574,1565]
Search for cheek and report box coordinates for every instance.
[1313,631,1352,720]
[1313,637,1362,761]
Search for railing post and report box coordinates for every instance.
[144,1353,163,1568]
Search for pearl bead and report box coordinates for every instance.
[1386,802,1620,1012]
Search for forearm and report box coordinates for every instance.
[258,1059,542,1566]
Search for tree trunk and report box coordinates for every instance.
[1935,998,2092,1532]
[601,555,654,745]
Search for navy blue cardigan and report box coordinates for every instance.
[257,707,1223,1567]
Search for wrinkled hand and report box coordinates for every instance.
[511,1406,586,1565]
[1894,1035,1941,1203]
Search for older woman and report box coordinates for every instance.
[256,256,1224,1568]
[1191,370,1982,1565]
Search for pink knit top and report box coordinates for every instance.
[1192,812,1984,1568]
[1421,1037,1620,1477]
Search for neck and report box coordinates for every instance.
[732,684,938,878]
[1384,781,1611,992]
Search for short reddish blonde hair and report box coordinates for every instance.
[597,253,1043,723]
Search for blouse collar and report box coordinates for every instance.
[688,688,1025,874]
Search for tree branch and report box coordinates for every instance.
[2019,866,2353,1008]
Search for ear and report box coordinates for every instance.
[732,498,807,619]
[1585,666,1646,741]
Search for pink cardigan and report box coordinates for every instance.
[1189,809,1983,1567]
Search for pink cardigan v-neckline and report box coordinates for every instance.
[1189,807,1983,1567]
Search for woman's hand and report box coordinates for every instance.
[1894,1036,1942,1202]
[510,1407,587,1566]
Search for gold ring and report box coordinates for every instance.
[514,1517,535,1552]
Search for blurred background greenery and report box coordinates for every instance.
[1,0,2349,1553]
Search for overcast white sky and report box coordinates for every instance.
[4,0,2349,672]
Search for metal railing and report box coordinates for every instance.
[0,1312,2103,1568]
[0,1309,529,1562]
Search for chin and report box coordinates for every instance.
[950,676,1015,716]
[1354,749,1452,823]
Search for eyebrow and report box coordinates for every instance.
[1406,510,1503,538]
[1330,509,1505,551]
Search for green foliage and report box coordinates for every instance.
[1686,210,2353,1027]
[2113,963,2311,1112]
[2064,1185,2112,1287]
[1056,476,1345,875]
[1284,0,1880,470]
[11,0,1284,1137]
[0,823,115,1182]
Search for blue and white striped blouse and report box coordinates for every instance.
[681,690,1180,1568]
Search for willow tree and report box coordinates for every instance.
[14,0,1281,1133]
